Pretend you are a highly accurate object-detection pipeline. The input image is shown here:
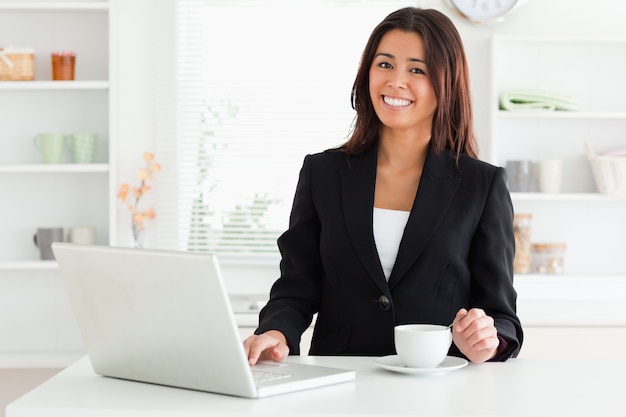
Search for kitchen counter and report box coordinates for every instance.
[229,294,267,327]
[7,355,623,416]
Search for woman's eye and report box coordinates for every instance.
[377,62,392,69]
[411,67,426,75]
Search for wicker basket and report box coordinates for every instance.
[0,47,35,81]
[585,142,626,195]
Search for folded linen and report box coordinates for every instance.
[499,89,581,111]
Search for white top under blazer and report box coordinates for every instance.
[373,207,410,280]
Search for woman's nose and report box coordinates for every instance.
[387,70,408,89]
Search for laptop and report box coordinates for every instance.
[51,243,355,398]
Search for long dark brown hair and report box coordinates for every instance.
[341,7,478,161]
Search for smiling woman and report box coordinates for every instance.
[157,0,420,255]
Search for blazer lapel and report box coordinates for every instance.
[339,148,388,291]
[388,147,461,288]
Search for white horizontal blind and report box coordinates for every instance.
[168,0,412,255]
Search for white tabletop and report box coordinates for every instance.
[6,355,623,417]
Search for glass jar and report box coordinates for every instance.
[51,51,76,80]
[532,243,567,274]
[513,213,532,274]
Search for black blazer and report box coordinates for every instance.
[256,145,523,361]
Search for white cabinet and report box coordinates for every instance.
[490,36,626,279]
[0,1,111,365]
[0,1,112,268]
[518,326,626,359]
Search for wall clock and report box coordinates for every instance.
[447,0,527,24]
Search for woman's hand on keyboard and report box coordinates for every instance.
[243,330,290,365]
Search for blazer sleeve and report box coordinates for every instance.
[255,154,321,354]
[468,166,523,360]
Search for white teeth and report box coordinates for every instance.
[383,96,412,107]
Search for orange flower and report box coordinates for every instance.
[117,183,129,201]
[144,208,156,220]
[118,153,160,246]
[133,212,145,229]
[137,168,150,181]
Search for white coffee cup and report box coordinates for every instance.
[538,159,563,193]
[68,226,96,245]
[394,324,452,368]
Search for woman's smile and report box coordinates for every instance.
[382,95,413,108]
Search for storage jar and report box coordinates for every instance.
[513,213,532,274]
[532,243,566,274]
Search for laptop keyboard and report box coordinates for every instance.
[251,369,292,383]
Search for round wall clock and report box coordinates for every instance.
[447,0,527,24]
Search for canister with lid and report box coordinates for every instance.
[513,213,532,274]
[532,243,567,274]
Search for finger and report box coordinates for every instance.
[455,308,488,330]
[463,318,497,351]
[270,344,289,361]
[452,307,475,331]
[453,311,493,343]
[247,334,290,365]
[468,327,498,351]
[454,308,469,323]
[246,335,274,365]
[466,307,486,320]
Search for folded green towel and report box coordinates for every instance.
[499,90,581,111]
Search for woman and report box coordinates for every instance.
[244,7,523,364]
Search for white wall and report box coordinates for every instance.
[117,0,626,175]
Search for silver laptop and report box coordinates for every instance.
[52,243,355,398]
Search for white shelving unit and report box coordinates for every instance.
[0,0,117,366]
[490,36,626,279]
[0,0,111,265]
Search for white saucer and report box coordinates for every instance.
[374,355,468,375]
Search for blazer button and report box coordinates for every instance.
[378,295,391,310]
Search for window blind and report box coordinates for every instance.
[159,0,413,256]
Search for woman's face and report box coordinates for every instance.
[369,29,437,135]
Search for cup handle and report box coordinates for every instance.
[33,136,40,150]
[33,234,39,247]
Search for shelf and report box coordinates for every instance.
[492,35,626,44]
[515,273,626,283]
[0,164,109,173]
[0,81,108,90]
[0,261,58,270]
[510,192,626,202]
[0,1,108,10]
[497,110,626,120]
[514,274,626,303]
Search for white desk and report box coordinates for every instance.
[6,355,623,417]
